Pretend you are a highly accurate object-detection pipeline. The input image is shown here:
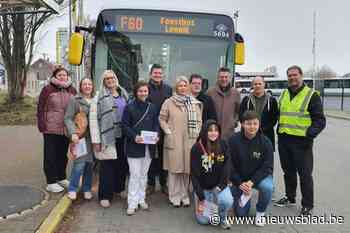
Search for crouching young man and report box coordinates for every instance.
[228,111,274,226]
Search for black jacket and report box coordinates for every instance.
[278,84,326,141]
[196,92,217,124]
[147,79,173,115]
[239,94,279,150]
[190,140,230,201]
[122,99,160,158]
[228,131,274,186]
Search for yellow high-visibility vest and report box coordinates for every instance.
[278,85,315,137]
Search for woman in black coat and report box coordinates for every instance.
[122,81,160,216]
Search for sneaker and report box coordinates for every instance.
[67,191,77,200]
[83,192,93,200]
[274,197,296,207]
[100,199,111,208]
[58,179,70,188]
[170,200,181,208]
[300,206,313,216]
[182,198,190,207]
[255,212,266,227]
[139,202,149,210]
[220,221,231,230]
[146,185,155,195]
[46,183,64,193]
[126,208,136,216]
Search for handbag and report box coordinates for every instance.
[64,100,88,139]
[94,144,117,160]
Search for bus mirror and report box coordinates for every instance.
[234,33,245,65]
[68,32,84,65]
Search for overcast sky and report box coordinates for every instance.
[37,0,350,76]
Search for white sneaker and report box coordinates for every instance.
[182,198,190,207]
[126,208,136,216]
[58,179,69,188]
[139,202,149,210]
[83,192,93,200]
[220,221,231,230]
[67,191,77,200]
[100,200,111,208]
[255,212,266,227]
[46,183,64,193]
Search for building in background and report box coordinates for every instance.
[26,58,55,97]
[236,71,277,79]
[56,27,69,68]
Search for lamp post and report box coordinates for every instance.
[234,10,239,33]
[232,10,239,86]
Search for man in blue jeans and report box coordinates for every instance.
[228,111,274,227]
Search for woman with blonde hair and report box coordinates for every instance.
[159,76,202,207]
[90,70,129,208]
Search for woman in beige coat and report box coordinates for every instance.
[159,76,202,207]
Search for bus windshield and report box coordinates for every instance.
[93,9,235,90]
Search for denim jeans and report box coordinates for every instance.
[230,175,273,216]
[195,186,233,225]
[68,161,93,193]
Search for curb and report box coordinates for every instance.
[35,195,72,233]
[326,113,350,121]
[0,187,49,222]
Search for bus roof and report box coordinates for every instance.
[89,4,235,22]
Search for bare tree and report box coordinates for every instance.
[317,65,337,79]
[304,65,338,79]
[0,3,54,103]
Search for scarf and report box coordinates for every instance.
[51,77,72,89]
[172,94,201,139]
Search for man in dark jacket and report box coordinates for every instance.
[189,74,217,124]
[147,64,172,195]
[239,76,278,150]
[274,65,326,216]
[228,111,274,227]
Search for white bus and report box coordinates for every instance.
[235,77,350,96]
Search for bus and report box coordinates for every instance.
[68,7,245,91]
[235,77,350,97]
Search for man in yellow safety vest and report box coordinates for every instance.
[274,65,326,216]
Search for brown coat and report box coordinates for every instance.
[207,85,240,140]
[159,97,202,174]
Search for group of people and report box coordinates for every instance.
[37,64,326,228]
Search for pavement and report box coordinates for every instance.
[325,110,350,121]
[56,116,350,233]
[0,126,65,233]
[0,111,350,233]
